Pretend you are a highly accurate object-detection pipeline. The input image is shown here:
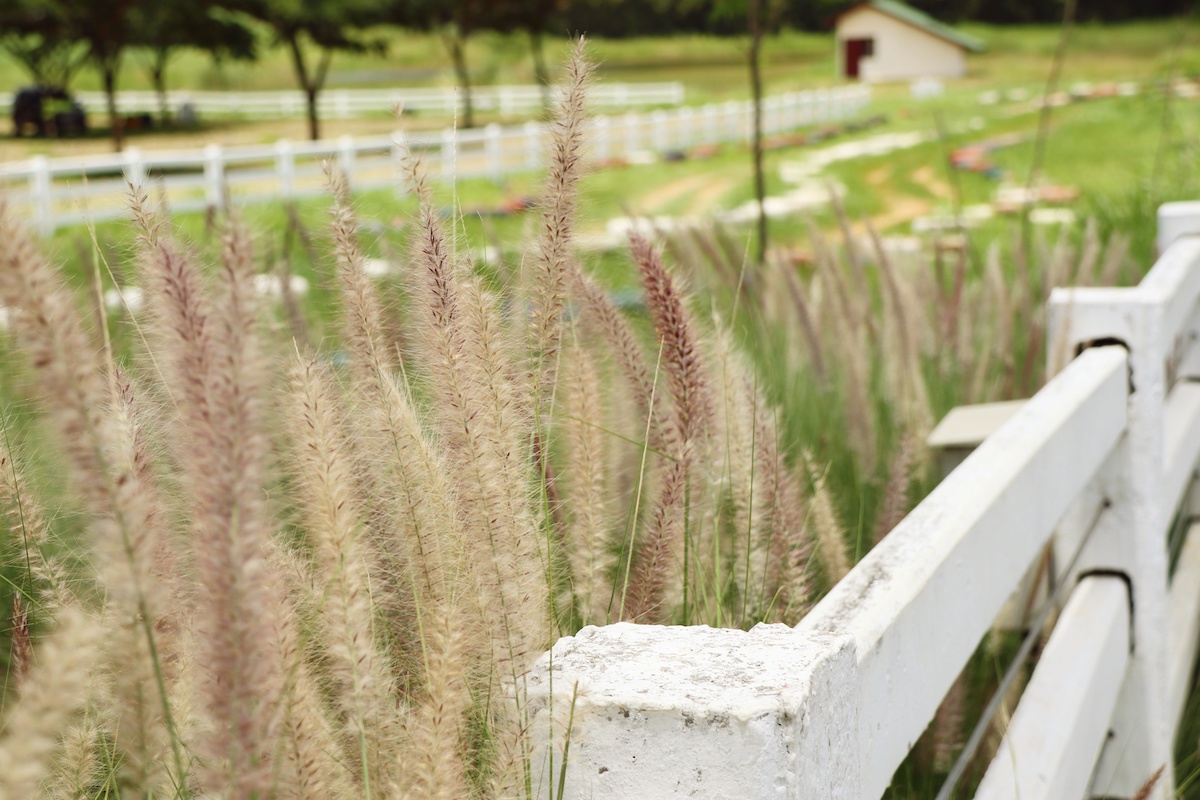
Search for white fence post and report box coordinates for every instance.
[527,624,860,800]
[337,135,357,188]
[204,143,225,211]
[29,156,53,236]
[523,121,541,171]
[702,104,717,145]
[276,139,295,198]
[486,123,503,183]
[623,112,639,156]
[390,131,407,197]
[122,147,146,190]
[678,106,693,148]
[441,128,456,183]
[651,109,668,153]
[1046,271,1179,797]
[1157,201,1200,254]
[724,100,740,142]
[594,115,611,162]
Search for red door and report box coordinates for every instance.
[844,38,874,79]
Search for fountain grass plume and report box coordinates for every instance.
[186,219,288,796]
[528,37,592,419]
[0,200,183,791]
[286,354,402,791]
[0,605,101,798]
[561,336,616,625]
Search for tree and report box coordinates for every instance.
[0,0,88,90]
[387,0,516,129]
[709,0,785,265]
[52,0,150,150]
[505,0,572,116]
[222,0,383,140]
[129,1,256,126]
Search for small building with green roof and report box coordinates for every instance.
[835,0,985,82]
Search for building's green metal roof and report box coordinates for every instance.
[855,0,986,53]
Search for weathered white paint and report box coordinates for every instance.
[1047,283,1181,798]
[926,398,1028,477]
[522,202,1200,800]
[797,345,1128,799]
[1139,237,1200,360]
[927,399,1057,633]
[1157,201,1200,254]
[1169,522,1200,736]
[1163,382,1200,514]
[836,7,968,82]
[975,575,1131,800]
[526,623,859,800]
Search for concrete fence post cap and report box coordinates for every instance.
[1157,201,1200,253]
[527,622,859,799]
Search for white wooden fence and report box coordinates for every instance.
[0,83,686,119]
[0,86,870,235]
[526,205,1200,799]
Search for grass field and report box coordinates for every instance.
[3,17,1200,799]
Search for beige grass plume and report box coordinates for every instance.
[0,200,182,790]
[0,605,102,800]
[561,335,616,624]
[286,353,401,790]
[528,37,592,418]
[183,220,287,796]
[401,145,549,686]
[805,453,853,585]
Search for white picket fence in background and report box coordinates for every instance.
[0,82,686,120]
[0,86,870,235]
[526,205,1200,799]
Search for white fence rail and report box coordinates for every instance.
[526,205,1200,799]
[0,86,870,235]
[0,82,686,119]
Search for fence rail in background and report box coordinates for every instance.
[0,82,685,120]
[525,205,1200,800]
[0,86,870,235]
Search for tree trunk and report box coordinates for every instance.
[152,52,169,128]
[748,0,767,265]
[529,28,552,118]
[305,87,320,140]
[286,33,322,140]
[449,34,475,128]
[102,59,124,151]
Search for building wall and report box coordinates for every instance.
[836,7,967,82]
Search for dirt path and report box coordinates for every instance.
[857,162,931,233]
[684,174,738,215]
[636,172,716,214]
[910,165,953,200]
[632,167,741,217]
